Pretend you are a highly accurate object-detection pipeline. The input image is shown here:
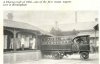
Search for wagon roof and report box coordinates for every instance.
[74,35,90,38]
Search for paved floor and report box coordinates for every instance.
[16,53,99,64]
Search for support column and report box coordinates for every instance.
[93,30,97,53]
[13,28,17,52]
[35,35,38,50]
[94,30,96,47]
[12,28,17,64]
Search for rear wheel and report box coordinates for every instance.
[52,52,59,59]
[80,52,89,59]
[59,52,64,59]
[52,52,64,59]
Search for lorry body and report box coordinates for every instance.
[41,35,90,59]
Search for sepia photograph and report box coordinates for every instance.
[3,11,99,64]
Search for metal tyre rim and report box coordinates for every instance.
[80,52,89,60]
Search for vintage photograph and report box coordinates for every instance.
[3,11,99,64]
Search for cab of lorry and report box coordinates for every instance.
[72,35,90,59]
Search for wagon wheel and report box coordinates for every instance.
[52,52,60,59]
[59,52,64,59]
[80,52,89,60]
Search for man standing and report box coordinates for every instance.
[30,37,36,49]
[32,38,36,49]
[21,35,25,51]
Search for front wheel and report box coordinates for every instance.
[80,52,89,60]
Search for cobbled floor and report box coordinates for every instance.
[16,53,99,64]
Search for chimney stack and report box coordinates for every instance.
[7,13,13,21]
[95,18,98,22]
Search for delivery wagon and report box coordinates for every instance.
[41,35,90,59]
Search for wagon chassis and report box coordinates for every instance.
[41,35,90,60]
